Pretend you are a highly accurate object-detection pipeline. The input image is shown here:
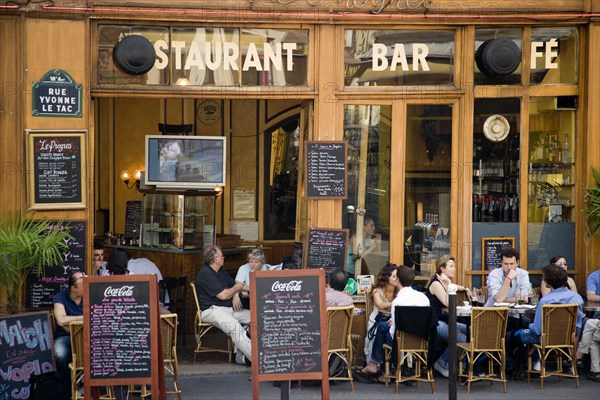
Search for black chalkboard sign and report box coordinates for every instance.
[305,141,347,199]
[26,221,86,310]
[83,275,164,397]
[293,241,304,269]
[124,200,142,241]
[250,269,329,399]
[0,311,55,400]
[482,237,515,271]
[305,228,348,276]
[26,131,86,210]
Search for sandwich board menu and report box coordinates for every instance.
[83,275,165,400]
[305,228,348,276]
[0,311,54,400]
[482,237,515,270]
[250,269,329,400]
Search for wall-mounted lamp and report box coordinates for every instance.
[175,77,189,86]
[214,186,223,196]
[121,169,142,189]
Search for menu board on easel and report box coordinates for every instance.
[482,237,515,270]
[26,130,86,210]
[305,141,347,198]
[25,220,86,310]
[305,228,348,276]
[83,275,165,399]
[250,269,329,400]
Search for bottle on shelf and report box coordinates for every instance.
[562,133,571,163]
[502,197,510,222]
[511,196,519,222]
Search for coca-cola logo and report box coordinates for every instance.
[271,280,303,292]
[103,285,134,297]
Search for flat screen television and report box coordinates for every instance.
[145,135,226,189]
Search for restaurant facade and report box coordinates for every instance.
[1,0,600,310]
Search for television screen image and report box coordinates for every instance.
[145,135,226,189]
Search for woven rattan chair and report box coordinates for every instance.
[69,321,114,400]
[383,306,437,394]
[458,307,509,393]
[140,313,181,399]
[190,282,233,363]
[526,303,580,389]
[326,305,355,391]
[365,288,375,325]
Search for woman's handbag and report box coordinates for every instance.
[367,312,391,340]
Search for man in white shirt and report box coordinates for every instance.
[485,247,531,306]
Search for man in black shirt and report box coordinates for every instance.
[195,245,251,360]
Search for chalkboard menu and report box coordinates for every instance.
[305,228,348,276]
[293,241,304,269]
[0,311,54,400]
[124,200,142,241]
[83,275,163,393]
[250,269,329,398]
[26,221,86,310]
[305,141,347,199]
[482,237,515,270]
[26,131,86,210]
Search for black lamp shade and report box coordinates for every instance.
[476,39,521,78]
[112,35,156,76]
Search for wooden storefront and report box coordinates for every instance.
[1,1,600,312]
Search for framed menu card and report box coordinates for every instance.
[26,130,87,210]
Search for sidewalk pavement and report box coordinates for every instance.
[175,338,599,400]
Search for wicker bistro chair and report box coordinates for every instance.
[69,321,114,400]
[383,306,437,394]
[326,305,355,391]
[190,282,233,363]
[160,276,188,346]
[458,307,509,393]
[526,303,580,389]
[140,313,181,399]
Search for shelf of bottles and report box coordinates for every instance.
[527,130,574,223]
[472,158,519,223]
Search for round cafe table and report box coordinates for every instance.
[584,301,600,313]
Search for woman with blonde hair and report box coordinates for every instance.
[426,254,471,378]
[362,262,399,376]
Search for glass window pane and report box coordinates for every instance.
[171,27,240,87]
[343,105,391,277]
[344,30,455,86]
[240,29,308,86]
[527,97,576,271]
[404,104,452,276]
[97,25,169,85]
[530,27,578,84]
[471,98,521,283]
[475,29,522,85]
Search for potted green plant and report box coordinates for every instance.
[0,211,72,314]
[585,167,600,241]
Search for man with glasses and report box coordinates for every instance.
[53,271,86,377]
[195,245,251,363]
[93,241,108,275]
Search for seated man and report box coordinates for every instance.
[509,263,584,371]
[92,241,108,276]
[576,318,600,382]
[587,269,600,303]
[195,245,251,362]
[53,271,85,376]
[325,268,354,307]
[363,266,429,376]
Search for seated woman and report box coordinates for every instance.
[235,248,271,308]
[106,248,130,275]
[362,263,399,376]
[426,254,470,378]
[540,255,577,297]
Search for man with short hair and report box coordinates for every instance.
[485,247,532,306]
[325,268,354,307]
[587,269,600,302]
[195,245,250,360]
[510,263,584,371]
[93,241,108,276]
[53,271,85,375]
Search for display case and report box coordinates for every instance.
[140,189,216,250]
